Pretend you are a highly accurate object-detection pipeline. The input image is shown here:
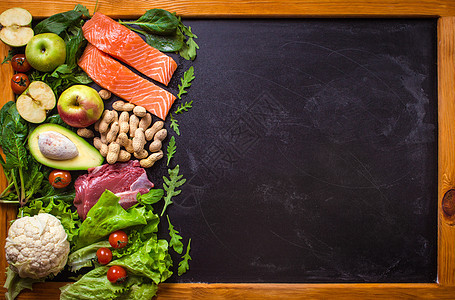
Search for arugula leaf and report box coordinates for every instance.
[75,190,149,249]
[2,49,14,64]
[169,113,180,135]
[174,100,193,114]
[177,19,199,60]
[136,189,164,205]
[73,4,90,17]
[161,165,186,216]
[34,10,83,35]
[177,66,195,99]
[178,238,192,276]
[166,136,176,166]
[167,215,183,254]
[120,9,179,35]
[3,268,44,300]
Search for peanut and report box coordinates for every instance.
[77,128,94,139]
[154,128,167,141]
[117,150,131,162]
[119,111,130,134]
[134,149,148,159]
[117,133,134,153]
[106,142,120,164]
[133,105,147,117]
[99,143,108,157]
[94,118,101,132]
[100,130,107,144]
[99,110,115,133]
[113,100,135,112]
[145,120,164,141]
[129,115,139,137]
[139,113,152,131]
[148,139,162,152]
[98,89,111,100]
[140,150,163,168]
[93,137,103,150]
[106,121,119,144]
[133,128,146,153]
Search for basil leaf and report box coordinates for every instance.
[134,9,179,35]
[34,10,83,35]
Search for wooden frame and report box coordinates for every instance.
[1,0,455,298]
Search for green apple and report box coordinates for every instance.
[57,85,104,128]
[25,33,66,72]
[0,7,34,47]
[16,81,56,123]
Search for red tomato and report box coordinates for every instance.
[107,266,127,283]
[49,170,71,188]
[96,247,112,265]
[11,54,31,73]
[11,73,30,94]
[109,230,128,249]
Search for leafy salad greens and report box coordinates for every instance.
[1,4,198,300]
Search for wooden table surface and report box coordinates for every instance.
[1,0,455,299]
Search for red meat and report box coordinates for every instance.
[74,160,153,219]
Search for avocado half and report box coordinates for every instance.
[28,123,104,170]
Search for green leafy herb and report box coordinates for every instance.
[167,215,183,254]
[177,66,195,99]
[73,4,90,17]
[178,238,192,276]
[166,136,176,166]
[177,19,199,60]
[119,9,179,35]
[161,165,186,216]
[137,189,164,205]
[174,100,193,114]
[169,113,180,135]
[2,49,14,64]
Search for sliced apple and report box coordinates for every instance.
[16,81,56,123]
[0,7,34,47]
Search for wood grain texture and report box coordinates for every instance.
[0,41,20,285]
[8,282,455,299]
[0,1,455,299]
[0,0,455,18]
[438,16,455,286]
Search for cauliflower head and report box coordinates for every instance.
[5,213,70,279]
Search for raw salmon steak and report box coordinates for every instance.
[79,44,176,120]
[82,12,177,86]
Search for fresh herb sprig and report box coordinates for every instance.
[177,66,195,99]
[169,113,180,136]
[178,238,192,276]
[174,100,193,114]
[166,136,176,166]
[161,165,186,216]
[167,215,184,254]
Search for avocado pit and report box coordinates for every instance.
[38,131,79,160]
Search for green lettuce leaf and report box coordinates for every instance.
[3,268,44,300]
[67,241,111,272]
[75,190,148,249]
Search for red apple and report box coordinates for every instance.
[57,85,104,128]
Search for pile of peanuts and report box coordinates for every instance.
[77,98,167,168]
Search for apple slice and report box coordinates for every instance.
[16,81,56,123]
[0,7,34,47]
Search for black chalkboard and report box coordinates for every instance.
[161,18,438,283]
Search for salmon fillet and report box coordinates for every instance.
[78,44,176,120]
[82,12,177,86]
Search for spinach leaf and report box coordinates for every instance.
[120,9,179,35]
[137,189,164,205]
[144,30,184,52]
[34,10,83,35]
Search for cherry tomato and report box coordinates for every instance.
[109,230,128,249]
[49,170,72,188]
[11,54,31,73]
[107,266,127,283]
[96,247,112,265]
[11,73,30,94]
